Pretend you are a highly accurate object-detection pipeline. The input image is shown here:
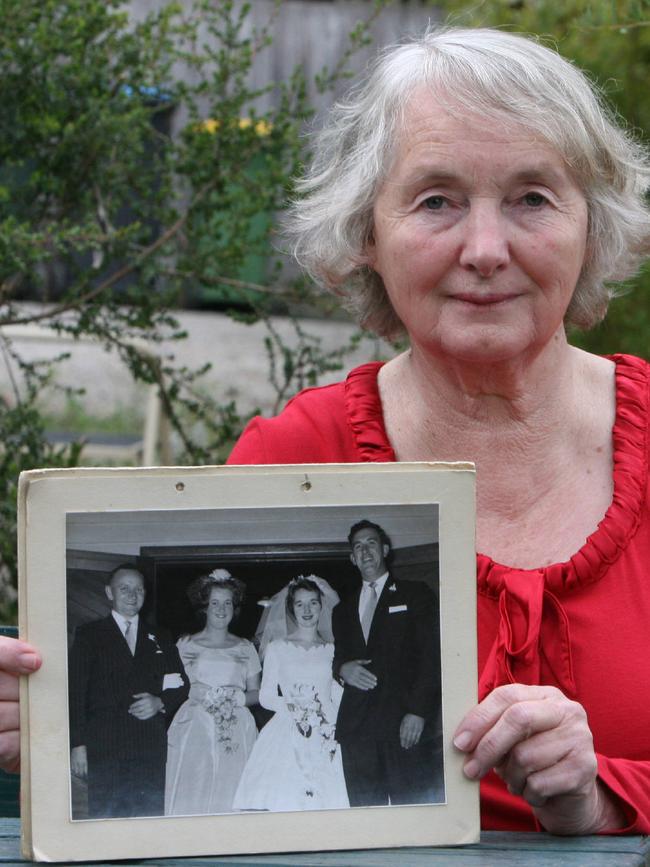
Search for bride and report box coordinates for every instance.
[233,576,349,812]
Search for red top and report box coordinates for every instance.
[228,353,650,833]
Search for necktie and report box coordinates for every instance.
[124,620,136,655]
[361,581,379,642]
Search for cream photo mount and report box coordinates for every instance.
[18,462,478,863]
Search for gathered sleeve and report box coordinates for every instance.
[242,640,262,682]
[597,755,650,833]
[176,636,198,684]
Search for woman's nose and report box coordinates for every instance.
[458,203,510,277]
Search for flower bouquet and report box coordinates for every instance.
[202,686,240,753]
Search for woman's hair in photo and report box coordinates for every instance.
[187,568,246,624]
[285,26,650,336]
[285,575,323,622]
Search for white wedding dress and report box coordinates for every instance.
[233,639,349,812]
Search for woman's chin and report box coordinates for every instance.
[417,326,549,368]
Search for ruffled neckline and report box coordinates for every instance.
[345,354,648,597]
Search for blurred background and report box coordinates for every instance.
[1,0,649,620]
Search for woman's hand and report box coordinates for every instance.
[453,684,626,835]
[0,637,42,773]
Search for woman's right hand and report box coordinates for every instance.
[0,637,42,773]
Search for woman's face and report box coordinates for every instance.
[206,586,235,629]
[291,588,322,628]
[366,90,589,366]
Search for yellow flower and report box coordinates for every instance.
[197,117,271,136]
[200,118,219,135]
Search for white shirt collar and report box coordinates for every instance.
[361,572,389,595]
[111,610,139,635]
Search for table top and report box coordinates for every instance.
[0,820,648,866]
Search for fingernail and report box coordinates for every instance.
[453,730,472,751]
[464,759,480,779]
[19,652,40,672]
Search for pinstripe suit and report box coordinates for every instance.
[69,615,188,818]
[333,577,443,806]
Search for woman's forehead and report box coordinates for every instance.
[396,88,550,155]
[209,586,233,600]
[385,92,577,192]
[293,588,319,601]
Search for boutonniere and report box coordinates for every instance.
[148,633,163,653]
[388,583,397,592]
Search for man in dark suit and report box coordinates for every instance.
[333,520,442,807]
[69,565,189,818]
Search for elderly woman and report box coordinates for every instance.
[1,26,650,835]
[227,28,650,835]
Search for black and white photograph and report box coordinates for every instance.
[66,504,444,821]
[19,463,478,862]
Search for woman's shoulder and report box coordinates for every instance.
[265,638,296,656]
[227,362,385,465]
[230,636,258,655]
[611,353,650,394]
[611,353,650,457]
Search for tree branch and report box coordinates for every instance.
[1,183,215,328]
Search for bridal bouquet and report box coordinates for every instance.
[202,686,239,753]
[288,684,337,761]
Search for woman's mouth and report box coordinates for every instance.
[452,292,520,306]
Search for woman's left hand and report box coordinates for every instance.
[453,684,626,834]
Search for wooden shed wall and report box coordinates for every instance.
[130,1,442,119]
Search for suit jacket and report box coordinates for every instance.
[69,615,189,765]
[333,577,440,744]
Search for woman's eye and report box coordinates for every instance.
[523,192,547,207]
[422,195,446,211]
